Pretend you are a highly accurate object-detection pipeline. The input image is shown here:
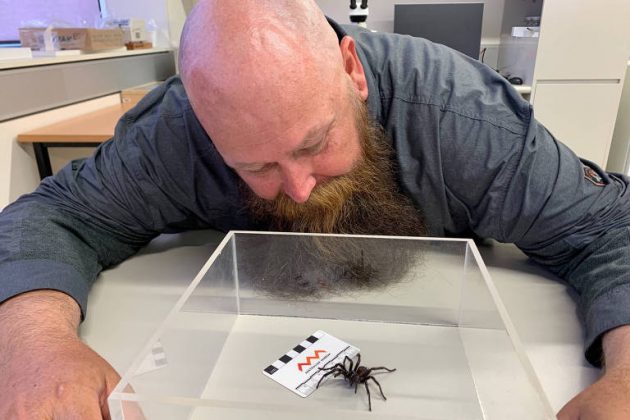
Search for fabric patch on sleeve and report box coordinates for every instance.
[583,164,606,187]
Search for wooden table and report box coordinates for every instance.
[17,103,132,179]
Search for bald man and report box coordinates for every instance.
[2,0,630,418]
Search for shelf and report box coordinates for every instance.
[0,47,172,71]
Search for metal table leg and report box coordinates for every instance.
[33,143,52,180]
[31,142,101,180]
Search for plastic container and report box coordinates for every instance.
[109,231,554,419]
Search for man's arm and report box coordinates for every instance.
[500,121,630,368]
[440,106,630,418]
[0,77,248,417]
[0,290,122,419]
[440,109,630,367]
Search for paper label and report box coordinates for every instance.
[262,330,360,397]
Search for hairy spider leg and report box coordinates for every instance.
[352,353,362,376]
[319,362,345,372]
[316,365,346,389]
[367,376,387,400]
[318,362,345,376]
[343,355,355,373]
[366,366,396,373]
[362,366,396,393]
[364,380,373,411]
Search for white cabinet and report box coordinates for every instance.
[530,0,630,167]
[607,62,630,174]
[534,82,621,165]
[534,0,630,81]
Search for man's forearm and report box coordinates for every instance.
[0,290,81,345]
[602,325,630,371]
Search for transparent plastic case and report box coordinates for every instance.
[109,231,555,419]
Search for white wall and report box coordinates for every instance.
[0,94,120,210]
[167,0,196,49]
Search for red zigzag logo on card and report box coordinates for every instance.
[297,349,327,372]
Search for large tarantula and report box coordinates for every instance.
[316,353,396,411]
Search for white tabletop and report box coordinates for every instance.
[80,230,599,414]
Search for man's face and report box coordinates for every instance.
[246,86,427,237]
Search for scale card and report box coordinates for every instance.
[262,330,360,397]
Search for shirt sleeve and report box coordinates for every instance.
[443,108,630,367]
[502,117,630,367]
[0,77,249,318]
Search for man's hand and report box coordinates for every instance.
[558,325,630,419]
[557,368,630,419]
[0,290,121,420]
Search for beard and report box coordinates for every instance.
[245,94,426,237]
[237,93,427,300]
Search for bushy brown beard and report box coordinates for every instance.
[245,95,426,237]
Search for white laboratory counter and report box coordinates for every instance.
[0,47,172,70]
[80,230,599,415]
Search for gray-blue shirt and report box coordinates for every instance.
[2,20,630,367]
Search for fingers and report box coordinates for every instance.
[100,391,112,420]
[121,401,147,420]
[100,369,123,420]
[105,376,147,420]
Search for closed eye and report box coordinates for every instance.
[243,162,277,175]
[297,137,329,157]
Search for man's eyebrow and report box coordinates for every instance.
[232,161,271,171]
[292,118,335,153]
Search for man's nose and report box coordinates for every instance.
[281,163,316,203]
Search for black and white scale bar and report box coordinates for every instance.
[264,331,324,375]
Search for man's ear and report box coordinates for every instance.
[339,36,368,101]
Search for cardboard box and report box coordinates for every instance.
[125,41,153,50]
[19,28,124,51]
[108,18,147,44]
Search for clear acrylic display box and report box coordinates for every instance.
[109,231,554,419]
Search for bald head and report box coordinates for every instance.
[179,0,338,70]
[180,0,344,134]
